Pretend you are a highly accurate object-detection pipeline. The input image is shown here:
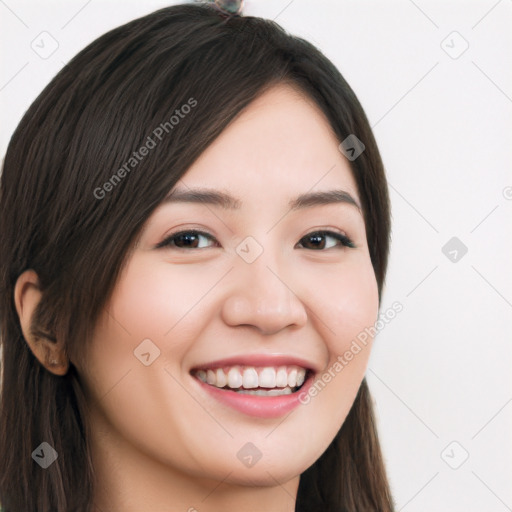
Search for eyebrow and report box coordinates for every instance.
[164,187,361,212]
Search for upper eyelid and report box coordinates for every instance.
[161,228,348,240]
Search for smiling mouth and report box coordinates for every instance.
[191,365,311,396]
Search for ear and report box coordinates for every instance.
[14,269,69,376]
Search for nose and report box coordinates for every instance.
[221,250,308,336]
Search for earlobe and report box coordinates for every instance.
[14,269,69,376]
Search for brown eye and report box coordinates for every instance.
[156,230,218,250]
[297,231,355,250]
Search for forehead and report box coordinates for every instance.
[179,83,359,203]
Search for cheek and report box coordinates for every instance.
[77,259,219,473]
[303,255,379,351]
[78,257,207,401]
[298,255,379,425]
[336,264,379,344]
[107,257,217,345]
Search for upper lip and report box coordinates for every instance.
[190,354,320,373]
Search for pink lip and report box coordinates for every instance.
[191,354,318,372]
[193,371,314,418]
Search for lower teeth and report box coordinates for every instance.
[234,386,295,396]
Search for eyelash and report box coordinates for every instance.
[156,229,356,251]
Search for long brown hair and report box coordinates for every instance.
[0,3,393,510]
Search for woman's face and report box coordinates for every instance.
[79,83,379,489]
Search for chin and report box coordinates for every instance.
[222,464,304,487]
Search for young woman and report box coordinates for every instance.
[0,2,394,510]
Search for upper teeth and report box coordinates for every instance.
[194,365,307,389]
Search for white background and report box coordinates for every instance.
[1,1,511,510]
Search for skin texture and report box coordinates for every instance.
[16,83,379,512]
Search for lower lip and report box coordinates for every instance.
[193,373,314,418]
